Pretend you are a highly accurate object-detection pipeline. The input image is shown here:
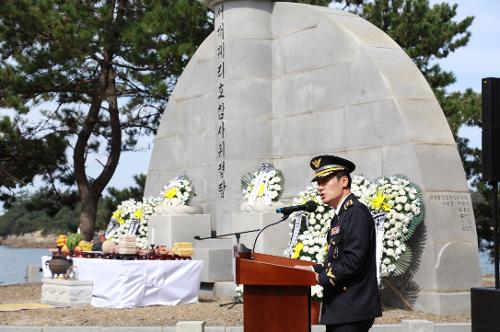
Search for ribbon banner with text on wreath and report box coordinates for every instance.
[240,162,285,212]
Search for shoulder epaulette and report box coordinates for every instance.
[343,199,353,210]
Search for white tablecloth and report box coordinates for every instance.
[71,258,203,308]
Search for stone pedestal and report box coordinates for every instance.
[148,214,211,246]
[193,238,234,298]
[192,239,233,282]
[41,278,92,307]
[231,212,289,256]
[25,265,41,283]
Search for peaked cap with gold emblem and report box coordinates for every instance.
[310,155,355,182]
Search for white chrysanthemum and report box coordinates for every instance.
[241,165,284,202]
[108,197,161,249]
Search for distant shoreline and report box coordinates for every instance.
[0,231,56,248]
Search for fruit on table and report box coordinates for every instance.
[102,239,116,253]
[78,240,93,251]
[154,245,171,255]
[56,234,67,248]
[61,244,70,254]
[66,233,82,251]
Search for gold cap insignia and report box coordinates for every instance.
[312,158,321,168]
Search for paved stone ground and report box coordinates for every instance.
[0,283,481,326]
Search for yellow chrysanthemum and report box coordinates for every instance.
[134,209,144,220]
[291,242,304,259]
[257,183,266,197]
[112,210,122,220]
[165,187,177,199]
[370,190,393,212]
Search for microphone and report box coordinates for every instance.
[276,201,318,215]
[252,201,317,256]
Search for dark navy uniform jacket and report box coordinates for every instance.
[313,193,382,325]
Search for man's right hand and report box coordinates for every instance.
[294,265,314,272]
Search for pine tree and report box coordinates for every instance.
[0,0,212,240]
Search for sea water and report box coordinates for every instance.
[0,246,50,284]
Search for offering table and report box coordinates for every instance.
[72,257,203,308]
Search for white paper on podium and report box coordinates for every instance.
[72,258,203,308]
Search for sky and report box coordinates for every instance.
[105,0,500,190]
[4,0,500,194]
[430,0,500,149]
[429,0,500,92]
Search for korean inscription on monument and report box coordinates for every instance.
[429,193,474,232]
[215,4,226,198]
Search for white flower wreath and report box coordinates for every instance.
[241,163,284,205]
[104,173,198,248]
[160,174,196,207]
[106,197,161,249]
[286,174,425,298]
[355,174,424,277]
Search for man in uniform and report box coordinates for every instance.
[297,155,382,331]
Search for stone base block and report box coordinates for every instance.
[199,281,237,300]
[192,247,233,282]
[401,320,433,332]
[41,278,92,307]
[370,324,400,332]
[413,290,471,315]
[194,238,233,249]
[214,281,237,299]
[148,214,211,247]
[231,212,289,256]
[25,265,41,283]
[176,321,205,332]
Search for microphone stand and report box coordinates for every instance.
[194,228,261,309]
[195,213,291,308]
[251,214,290,259]
[194,228,261,246]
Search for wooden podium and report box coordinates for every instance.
[236,252,317,332]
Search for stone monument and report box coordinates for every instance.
[145,0,481,314]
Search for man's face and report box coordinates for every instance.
[317,174,348,208]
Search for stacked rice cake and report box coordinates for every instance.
[118,235,137,255]
[172,242,194,257]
